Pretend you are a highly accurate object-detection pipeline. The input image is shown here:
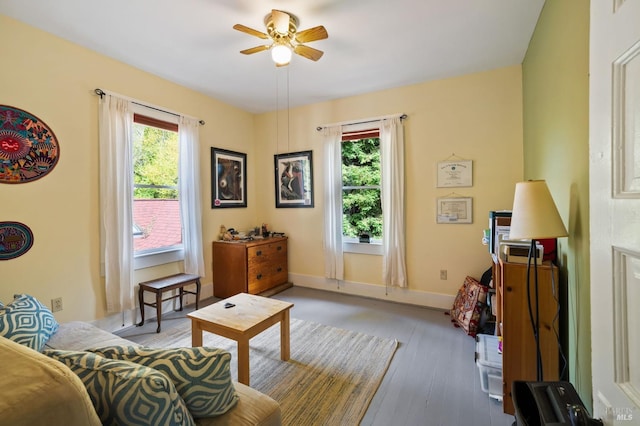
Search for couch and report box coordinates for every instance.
[0,295,281,426]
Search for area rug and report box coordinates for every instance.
[135,318,398,426]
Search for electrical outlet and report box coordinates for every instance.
[51,297,63,312]
[440,269,447,280]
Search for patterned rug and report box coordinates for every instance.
[130,318,398,426]
[0,105,59,184]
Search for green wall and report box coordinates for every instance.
[522,0,591,409]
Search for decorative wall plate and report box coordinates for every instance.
[0,222,34,260]
[0,105,60,183]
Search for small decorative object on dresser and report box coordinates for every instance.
[212,236,290,298]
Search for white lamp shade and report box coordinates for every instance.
[509,180,568,240]
[271,44,292,65]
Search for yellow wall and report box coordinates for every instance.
[0,15,256,323]
[1,14,525,322]
[522,0,591,408]
[254,66,525,305]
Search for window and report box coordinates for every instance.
[99,92,205,312]
[132,109,183,268]
[341,129,383,255]
[322,115,405,285]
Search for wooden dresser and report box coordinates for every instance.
[495,258,560,415]
[212,236,289,298]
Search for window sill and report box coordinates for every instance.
[134,247,184,270]
[343,241,383,255]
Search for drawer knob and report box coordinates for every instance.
[277,246,282,251]
[256,250,262,256]
[506,286,513,292]
[277,267,282,272]
[256,274,262,280]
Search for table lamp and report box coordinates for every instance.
[509,180,568,381]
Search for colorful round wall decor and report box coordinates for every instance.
[0,105,60,184]
[0,222,34,261]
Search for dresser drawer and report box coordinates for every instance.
[247,258,288,294]
[249,273,286,294]
[247,241,287,262]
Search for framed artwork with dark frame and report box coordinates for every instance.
[274,150,314,208]
[211,147,247,208]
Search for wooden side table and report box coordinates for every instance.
[138,273,201,333]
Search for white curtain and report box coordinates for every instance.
[178,117,205,277]
[322,126,344,280]
[380,117,408,287]
[99,94,134,313]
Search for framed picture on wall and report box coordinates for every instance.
[211,147,247,208]
[436,197,473,224]
[274,150,314,208]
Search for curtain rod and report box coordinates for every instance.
[316,113,407,131]
[94,88,205,125]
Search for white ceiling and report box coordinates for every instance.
[0,0,544,114]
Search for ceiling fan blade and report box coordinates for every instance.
[233,24,269,40]
[272,9,290,35]
[295,26,328,43]
[240,45,270,55]
[294,44,324,61]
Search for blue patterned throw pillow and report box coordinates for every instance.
[44,349,195,426]
[93,346,238,418]
[0,294,59,351]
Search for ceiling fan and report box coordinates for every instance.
[233,10,328,66]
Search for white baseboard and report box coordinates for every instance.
[92,278,452,332]
[288,272,454,311]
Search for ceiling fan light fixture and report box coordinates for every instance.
[271,44,292,65]
[234,10,327,64]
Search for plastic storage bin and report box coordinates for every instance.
[475,333,503,400]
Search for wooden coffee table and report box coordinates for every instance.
[187,292,294,386]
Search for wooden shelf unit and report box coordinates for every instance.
[212,236,289,299]
[495,258,560,415]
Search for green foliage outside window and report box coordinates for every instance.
[342,138,382,239]
[133,124,178,199]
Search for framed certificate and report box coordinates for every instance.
[436,197,473,224]
[437,160,472,187]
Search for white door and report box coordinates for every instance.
[590,0,640,424]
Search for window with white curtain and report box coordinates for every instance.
[323,115,406,287]
[99,91,204,313]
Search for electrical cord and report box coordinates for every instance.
[525,240,543,380]
[549,262,569,380]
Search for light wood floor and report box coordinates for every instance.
[119,286,516,426]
